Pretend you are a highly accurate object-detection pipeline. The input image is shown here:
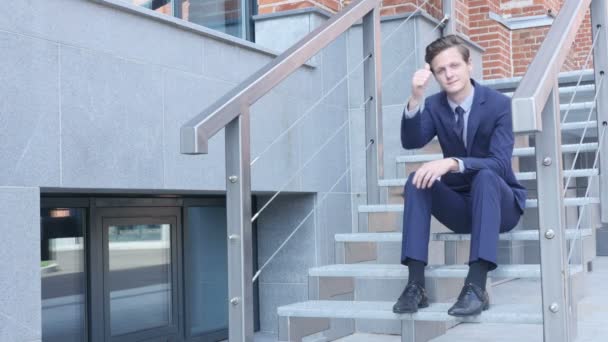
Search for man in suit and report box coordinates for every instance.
[392,35,527,317]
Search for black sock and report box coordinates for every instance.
[407,259,425,287]
[465,260,491,290]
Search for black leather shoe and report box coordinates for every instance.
[392,282,429,314]
[447,283,490,317]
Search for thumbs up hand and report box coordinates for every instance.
[408,63,432,110]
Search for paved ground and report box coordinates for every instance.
[254,257,608,341]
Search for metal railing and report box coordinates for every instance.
[511,0,608,340]
[180,0,384,339]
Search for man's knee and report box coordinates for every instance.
[472,169,500,187]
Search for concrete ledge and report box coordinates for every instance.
[253,7,333,22]
[489,11,554,30]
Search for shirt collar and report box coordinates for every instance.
[447,83,475,114]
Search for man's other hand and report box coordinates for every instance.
[412,158,459,189]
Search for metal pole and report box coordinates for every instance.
[536,83,572,342]
[225,108,254,342]
[362,5,384,205]
[591,0,608,224]
[443,0,456,35]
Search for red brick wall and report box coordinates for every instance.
[454,0,470,36]
[463,0,593,78]
[468,0,513,78]
[260,0,595,79]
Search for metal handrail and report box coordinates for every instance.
[510,1,603,340]
[180,0,379,154]
[179,1,386,339]
[511,0,592,133]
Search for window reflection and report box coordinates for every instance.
[184,0,243,37]
[129,0,247,39]
[108,224,172,336]
[41,208,86,342]
[131,0,174,15]
[187,207,228,336]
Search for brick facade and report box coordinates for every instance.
[466,0,592,79]
[262,0,594,80]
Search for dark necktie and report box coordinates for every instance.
[454,106,465,143]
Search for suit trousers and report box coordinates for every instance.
[400,169,521,270]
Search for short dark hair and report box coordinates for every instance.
[424,35,470,70]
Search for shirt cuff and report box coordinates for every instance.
[403,104,421,119]
[452,158,465,173]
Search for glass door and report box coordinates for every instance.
[95,207,181,342]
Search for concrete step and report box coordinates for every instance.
[379,168,598,186]
[335,228,593,243]
[359,197,599,213]
[277,300,543,324]
[395,142,598,164]
[308,264,583,279]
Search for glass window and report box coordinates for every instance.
[131,0,175,15]
[129,0,255,40]
[107,223,173,336]
[41,208,87,342]
[186,206,229,337]
[184,0,243,38]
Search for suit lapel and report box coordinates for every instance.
[466,82,485,155]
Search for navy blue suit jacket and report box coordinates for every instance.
[401,79,527,212]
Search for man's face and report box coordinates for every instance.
[430,46,473,96]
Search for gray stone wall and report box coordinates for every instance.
[0,0,352,339]
[0,187,41,341]
[0,0,349,194]
[0,1,487,339]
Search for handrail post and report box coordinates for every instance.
[443,0,456,35]
[225,107,254,342]
[362,5,384,205]
[591,0,608,224]
[536,83,572,342]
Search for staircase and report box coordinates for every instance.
[276,70,601,341]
